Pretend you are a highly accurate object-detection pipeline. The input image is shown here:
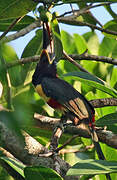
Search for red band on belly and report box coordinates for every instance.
[47,98,63,109]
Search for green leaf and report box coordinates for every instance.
[112,43,117,59]
[67,159,117,176]
[38,6,52,23]
[99,36,117,57]
[63,71,117,98]
[0,157,25,177]
[74,34,87,54]
[83,31,99,55]
[24,166,63,180]
[61,30,76,54]
[87,32,99,55]
[103,20,117,39]
[21,29,43,58]
[20,29,43,84]
[110,67,117,88]
[51,15,63,61]
[0,43,23,87]
[96,113,117,126]
[0,50,7,85]
[0,15,35,31]
[0,0,37,20]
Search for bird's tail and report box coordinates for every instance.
[89,125,111,180]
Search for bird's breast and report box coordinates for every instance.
[35,84,50,102]
[35,84,64,110]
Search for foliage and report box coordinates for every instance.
[0,0,117,180]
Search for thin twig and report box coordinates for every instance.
[1,20,41,44]
[58,2,112,18]
[59,144,94,155]
[56,135,79,152]
[0,16,23,41]
[63,51,91,74]
[58,17,117,36]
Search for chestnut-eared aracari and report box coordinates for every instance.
[32,22,111,180]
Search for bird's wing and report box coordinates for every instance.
[41,77,94,122]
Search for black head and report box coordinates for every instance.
[32,50,57,86]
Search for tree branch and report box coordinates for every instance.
[63,51,90,74]
[70,54,117,65]
[58,2,111,21]
[1,20,41,44]
[0,119,73,179]
[7,55,40,68]
[0,17,24,41]
[6,53,117,69]
[90,98,117,108]
[34,113,117,149]
[58,16,117,36]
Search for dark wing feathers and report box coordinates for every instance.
[41,77,94,121]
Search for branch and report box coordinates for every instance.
[34,113,117,149]
[6,53,117,69]
[70,54,117,65]
[1,20,41,44]
[7,55,40,68]
[90,98,117,108]
[0,17,23,41]
[63,51,90,74]
[0,119,73,179]
[58,16,117,36]
[32,0,57,4]
[58,2,111,21]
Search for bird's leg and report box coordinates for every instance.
[47,115,67,174]
[50,114,67,152]
[38,114,67,158]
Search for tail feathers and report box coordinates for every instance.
[90,127,112,180]
[91,129,105,160]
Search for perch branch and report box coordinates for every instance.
[34,110,117,150]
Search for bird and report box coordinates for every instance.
[32,22,111,180]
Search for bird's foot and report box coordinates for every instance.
[38,150,56,157]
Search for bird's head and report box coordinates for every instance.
[32,49,57,86]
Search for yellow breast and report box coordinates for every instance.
[35,84,50,102]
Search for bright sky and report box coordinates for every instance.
[9,3,117,58]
